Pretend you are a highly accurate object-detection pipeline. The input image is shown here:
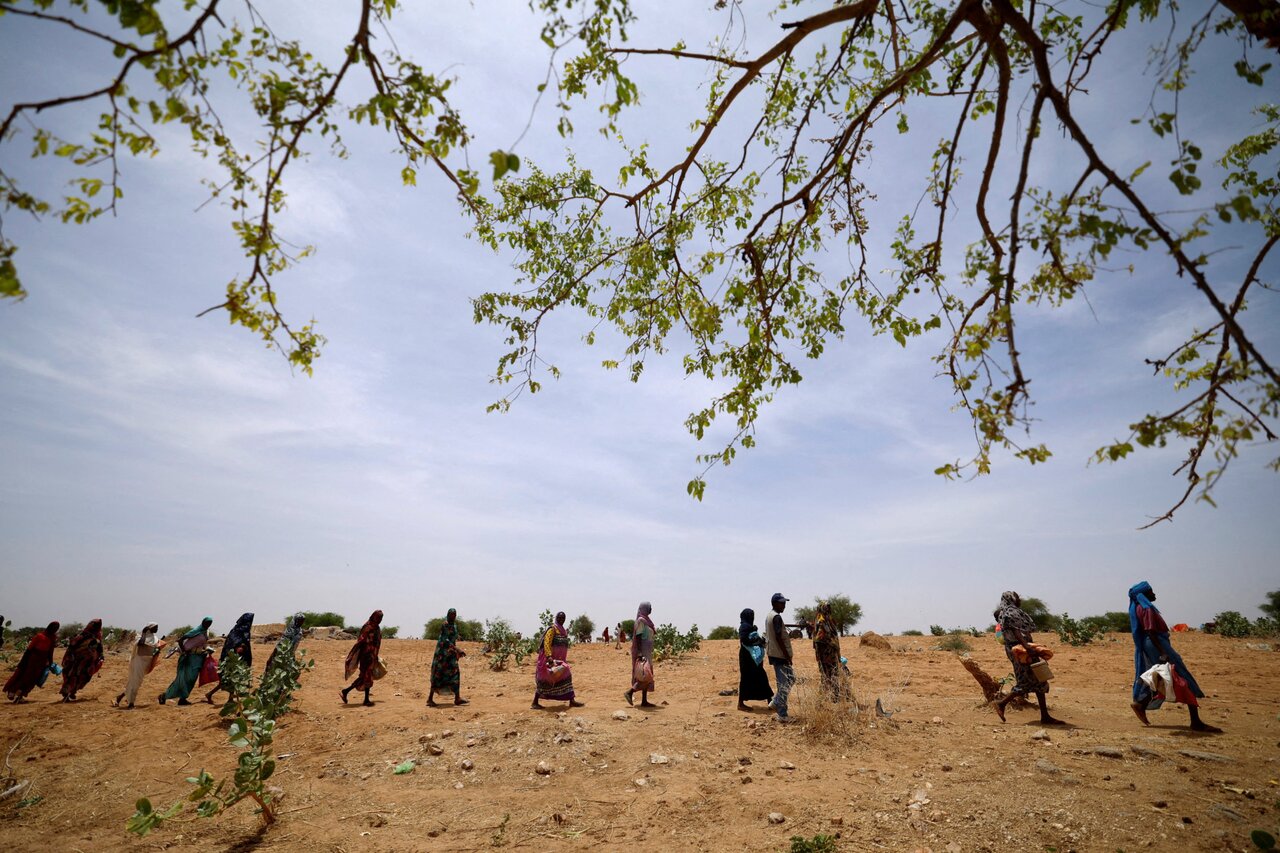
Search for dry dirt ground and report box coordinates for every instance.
[1,633,1277,852]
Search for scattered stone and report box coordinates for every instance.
[739,756,753,766]
[612,710,630,721]
[741,776,754,785]
[1153,800,1168,809]
[441,729,454,738]
[1031,729,1050,741]
[718,688,738,696]
[420,733,436,742]
[831,817,843,826]
[1076,746,1124,759]
[1208,803,1246,822]
[465,738,477,748]
[1179,749,1232,763]
[650,753,670,765]
[768,812,786,824]
[941,764,953,772]
[1245,643,1273,652]
[427,744,444,756]
[860,632,893,651]
[779,760,796,770]
[1130,745,1161,759]
[453,782,464,790]
[363,813,388,828]
[460,759,474,771]
[1035,759,1062,775]
[931,716,944,724]
[535,761,552,776]
[634,777,649,787]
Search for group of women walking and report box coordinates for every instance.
[4,582,1221,734]
[3,613,307,709]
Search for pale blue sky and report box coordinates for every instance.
[1,2,1276,637]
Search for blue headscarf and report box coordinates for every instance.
[1128,581,1157,637]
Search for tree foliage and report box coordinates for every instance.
[423,617,483,641]
[2,0,1276,523]
[707,625,737,640]
[568,614,595,643]
[298,612,346,629]
[481,618,528,671]
[1261,590,1280,621]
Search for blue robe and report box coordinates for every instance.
[1129,581,1203,709]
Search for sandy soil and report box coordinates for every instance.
[1,632,1276,851]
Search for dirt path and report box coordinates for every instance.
[1,633,1276,851]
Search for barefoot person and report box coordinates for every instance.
[625,602,656,707]
[532,611,583,709]
[991,591,1064,725]
[160,617,213,706]
[4,621,59,703]
[60,619,105,702]
[737,608,773,712]
[342,610,383,706]
[428,608,468,707]
[115,623,161,709]
[1128,581,1220,732]
[206,612,254,704]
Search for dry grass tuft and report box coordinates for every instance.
[788,675,874,745]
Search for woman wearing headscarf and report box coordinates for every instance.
[206,612,254,704]
[342,610,382,706]
[812,601,844,701]
[991,592,1064,725]
[532,611,582,709]
[114,623,161,708]
[1128,581,1220,732]
[737,608,773,712]
[4,621,59,702]
[428,608,469,707]
[625,602,656,708]
[60,619,105,702]
[160,617,213,705]
[266,613,305,673]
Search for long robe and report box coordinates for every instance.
[60,620,105,699]
[631,613,655,692]
[813,609,843,698]
[122,626,159,705]
[1129,581,1203,709]
[163,621,211,701]
[737,611,773,702]
[431,616,462,693]
[344,611,382,690]
[3,624,58,700]
[994,594,1048,697]
[534,624,575,701]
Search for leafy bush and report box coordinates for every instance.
[935,632,972,652]
[423,617,483,641]
[901,629,924,636]
[568,614,595,643]
[794,594,863,634]
[1056,612,1100,647]
[707,625,737,640]
[1020,597,1060,632]
[1079,611,1131,634]
[1260,590,1280,622]
[127,640,313,836]
[1254,617,1280,637]
[482,619,528,671]
[380,626,399,639]
[299,611,345,628]
[929,625,946,636]
[57,622,83,645]
[620,618,635,637]
[652,623,701,662]
[1214,610,1254,638]
[789,833,840,853]
[519,610,557,661]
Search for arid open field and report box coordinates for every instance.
[1,632,1276,851]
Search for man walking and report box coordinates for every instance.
[764,593,795,723]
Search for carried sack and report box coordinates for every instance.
[632,656,655,689]
[543,661,570,685]
[371,657,388,681]
[197,653,220,686]
[147,640,167,674]
[746,642,764,667]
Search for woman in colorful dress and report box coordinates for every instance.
[990,592,1064,725]
[206,612,254,704]
[160,617,213,706]
[114,623,160,709]
[625,602,656,708]
[737,608,773,712]
[812,601,844,700]
[532,611,582,709]
[60,619,105,702]
[1129,581,1220,732]
[428,608,469,707]
[342,610,382,706]
[4,621,59,703]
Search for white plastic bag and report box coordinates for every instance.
[1140,662,1173,697]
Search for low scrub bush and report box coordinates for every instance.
[707,625,737,640]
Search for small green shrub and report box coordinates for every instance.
[1214,611,1254,638]
[1056,612,1100,646]
[423,617,483,641]
[299,611,346,629]
[935,632,972,652]
[708,625,737,640]
[901,629,924,636]
[789,833,839,853]
[483,619,527,671]
[380,626,399,639]
[568,614,595,643]
[929,625,946,636]
[653,623,701,662]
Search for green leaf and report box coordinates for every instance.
[0,259,27,301]
[393,760,416,775]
